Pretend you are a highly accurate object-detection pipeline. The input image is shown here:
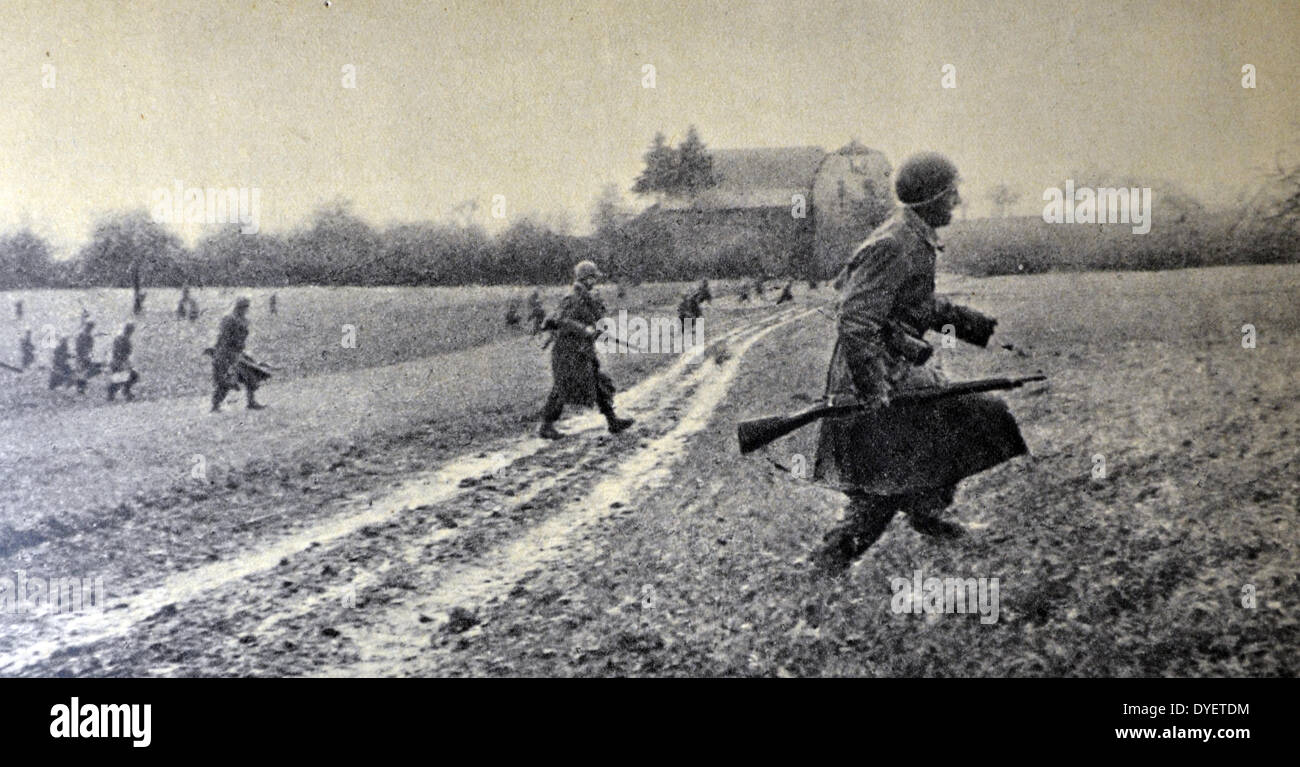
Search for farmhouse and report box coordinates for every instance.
[639,142,894,278]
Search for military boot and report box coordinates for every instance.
[811,498,897,576]
[538,422,565,440]
[607,416,635,434]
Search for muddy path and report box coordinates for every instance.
[2,305,811,676]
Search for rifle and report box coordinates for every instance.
[736,374,1046,455]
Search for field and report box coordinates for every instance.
[1,266,1297,677]
[942,213,1296,276]
[0,282,720,412]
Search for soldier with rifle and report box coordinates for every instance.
[536,260,634,440]
[800,152,1033,575]
[106,322,139,402]
[74,321,103,394]
[207,296,268,412]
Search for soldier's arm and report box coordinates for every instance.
[930,295,997,347]
[837,239,911,401]
[549,296,595,338]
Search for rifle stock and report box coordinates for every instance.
[736,375,1045,455]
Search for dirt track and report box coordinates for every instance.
[3,266,1298,677]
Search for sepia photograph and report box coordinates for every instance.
[0,0,1295,732]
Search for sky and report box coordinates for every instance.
[1,0,1297,255]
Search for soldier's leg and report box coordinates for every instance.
[245,381,264,409]
[904,485,965,539]
[538,386,566,439]
[812,492,899,575]
[595,374,634,434]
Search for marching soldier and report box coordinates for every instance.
[775,280,794,304]
[676,278,713,324]
[209,296,265,412]
[810,152,1029,575]
[106,322,139,402]
[19,329,35,370]
[48,337,74,390]
[527,288,546,334]
[74,321,100,394]
[537,260,634,440]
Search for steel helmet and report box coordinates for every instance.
[894,152,960,206]
[574,260,603,281]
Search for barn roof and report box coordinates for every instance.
[662,146,827,211]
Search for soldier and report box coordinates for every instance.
[177,287,191,319]
[537,261,634,440]
[48,337,73,390]
[676,278,713,324]
[807,278,819,291]
[19,329,35,370]
[775,280,794,304]
[74,321,100,394]
[810,152,1029,575]
[106,322,139,402]
[527,288,546,335]
[504,297,522,326]
[209,296,264,412]
[14,300,22,320]
[751,275,766,300]
[269,292,278,315]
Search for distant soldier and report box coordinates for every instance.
[537,261,634,440]
[74,322,101,393]
[106,323,139,402]
[504,297,522,326]
[48,337,74,390]
[527,289,546,335]
[737,284,750,303]
[132,290,147,315]
[677,279,713,324]
[807,277,819,291]
[810,152,1028,575]
[208,296,266,412]
[19,329,35,370]
[177,287,191,319]
[775,280,794,304]
[14,300,22,320]
[269,292,278,315]
[751,276,766,300]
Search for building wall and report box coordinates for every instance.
[811,151,894,278]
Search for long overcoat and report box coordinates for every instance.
[813,207,1028,496]
[547,282,615,407]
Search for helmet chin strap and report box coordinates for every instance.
[902,182,957,208]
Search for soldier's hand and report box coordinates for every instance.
[583,325,599,340]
